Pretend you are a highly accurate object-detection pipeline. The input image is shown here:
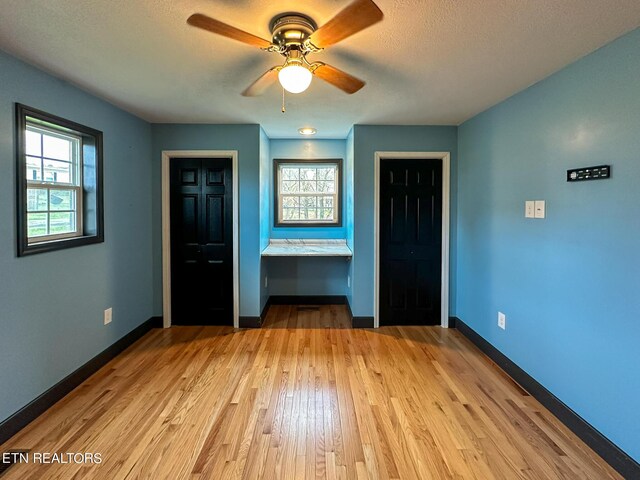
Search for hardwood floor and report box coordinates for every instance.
[1,305,619,479]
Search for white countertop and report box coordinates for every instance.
[261,239,352,257]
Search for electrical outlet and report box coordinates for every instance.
[525,201,535,218]
[498,312,506,330]
[347,275,351,288]
[264,276,268,288]
[104,308,112,325]
[534,200,546,219]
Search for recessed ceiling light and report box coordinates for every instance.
[298,127,317,136]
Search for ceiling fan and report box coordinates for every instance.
[187,0,384,97]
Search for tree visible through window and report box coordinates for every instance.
[274,159,342,226]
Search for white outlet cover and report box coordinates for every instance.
[534,200,546,219]
[525,201,535,218]
[104,308,112,325]
[498,311,506,330]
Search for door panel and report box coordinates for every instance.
[415,260,435,310]
[170,158,233,325]
[206,167,225,185]
[380,159,442,326]
[181,195,199,242]
[390,195,408,244]
[180,168,199,186]
[388,260,408,309]
[205,195,224,244]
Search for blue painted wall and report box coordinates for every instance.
[265,139,350,297]
[345,129,355,308]
[0,50,154,424]
[150,124,262,317]
[267,257,350,297]
[269,139,347,239]
[259,128,270,311]
[351,125,458,317]
[457,28,640,461]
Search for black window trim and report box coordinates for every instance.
[273,158,343,228]
[16,103,104,256]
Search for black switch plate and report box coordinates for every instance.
[567,165,610,182]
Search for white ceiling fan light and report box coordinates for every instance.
[278,62,313,94]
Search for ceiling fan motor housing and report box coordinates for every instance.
[270,14,317,48]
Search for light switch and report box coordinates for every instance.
[525,201,535,218]
[534,200,546,219]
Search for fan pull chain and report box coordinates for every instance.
[281,87,286,113]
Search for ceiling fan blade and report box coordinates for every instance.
[187,13,273,49]
[242,68,280,96]
[309,0,383,48]
[313,63,365,94]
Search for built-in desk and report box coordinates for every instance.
[261,239,352,258]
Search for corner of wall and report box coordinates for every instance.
[259,128,271,311]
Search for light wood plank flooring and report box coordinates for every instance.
[1,305,619,479]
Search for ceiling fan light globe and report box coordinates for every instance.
[278,65,312,94]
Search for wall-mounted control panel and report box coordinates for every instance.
[567,165,610,182]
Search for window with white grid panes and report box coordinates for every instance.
[25,124,83,242]
[275,159,342,226]
[16,104,104,256]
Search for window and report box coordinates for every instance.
[274,159,342,227]
[16,104,104,256]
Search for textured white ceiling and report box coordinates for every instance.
[1,1,639,138]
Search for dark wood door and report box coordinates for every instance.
[379,159,442,326]
[170,158,233,325]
